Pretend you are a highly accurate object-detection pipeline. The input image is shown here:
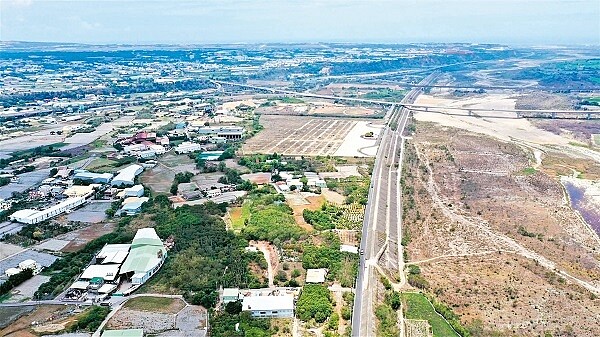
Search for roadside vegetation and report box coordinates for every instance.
[402,292,460,337]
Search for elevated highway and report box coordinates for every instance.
[214,80,600,119]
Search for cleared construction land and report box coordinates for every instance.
[243,115,382,157]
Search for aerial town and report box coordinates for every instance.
[0,39,599,337]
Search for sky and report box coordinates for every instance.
[1,0,599,45]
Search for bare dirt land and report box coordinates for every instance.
[243,115,381,157]
[0,305,76,337]
[108,298,207,337]
[140,154,198,193]
[401,122,600,336]
[515,92,576,110]
[287,193,325,231]
[60,222,116,252]
[256,100,381,117]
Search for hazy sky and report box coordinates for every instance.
[1,0,599,45]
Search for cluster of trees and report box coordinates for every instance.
[0,268,33,297]
[407,265,429,290]
[301,232,341,273]
[149,202,266,308]
[210,311,272,337]
[0,143,64,169]
[241,188,305,243]
[170,171,194,195]
[302,203,344,230]
[325,177,370,205]
[3,222,73,246]
[238,153,315,173]
[67,306,110,332]
[0,176,10,187]
[296,284,333,323]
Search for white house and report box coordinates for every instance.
[242,295,294,318]
[111,165,144,187]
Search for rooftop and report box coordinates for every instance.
[242,295,294,312]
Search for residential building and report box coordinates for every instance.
[223,288,240,304]
[242,295,294,318]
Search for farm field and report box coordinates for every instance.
[243,115,382,157]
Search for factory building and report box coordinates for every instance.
[10,197,87,224]
[111,164,144,187]
[73,171,114,184]
[196,126,244,140]
[119,228,167,285]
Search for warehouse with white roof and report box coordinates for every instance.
[10,197,87,224]
[111,164,144,187]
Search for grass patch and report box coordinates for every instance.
[230,203,251,231]
[520,167,537,175]
[123,296,181,313]
[85,157,117,172]
[593,134,600,146]
[569,141,590,148]
[402,293,459,337]
[277,97,305,104]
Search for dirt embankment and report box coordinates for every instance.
[401,122,600,336]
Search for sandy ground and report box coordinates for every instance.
[334,121,383,157]
[321,189,346,204]
[413,94,573,145]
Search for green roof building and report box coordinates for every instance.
[119,228,167,285]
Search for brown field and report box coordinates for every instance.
[140,153,198,193]
[288,194,326,232]
[61,222,117,252]
[401,122,600,336]
[0,305,74,337]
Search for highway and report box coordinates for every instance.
[214,80,599,118]
[351,73,437,337]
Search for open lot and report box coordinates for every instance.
[107,297,207,337]
[67,200,111,223]
[59,222,116,252]
[0,242,24,259]
[140,153,198,194]
[243,115,382,157]
[5,275,50,303]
